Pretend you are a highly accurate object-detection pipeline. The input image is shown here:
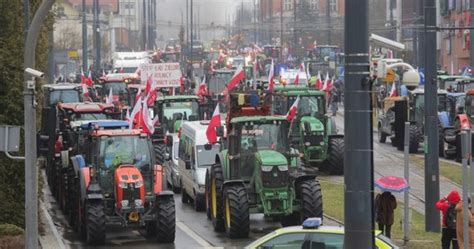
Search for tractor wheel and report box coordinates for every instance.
[67,168,78,227]
[195,193,206,212]
[378,124,387,143]
[156,196,176,243]
[409,125,420,153]
[205,170,211,219]
[145,221,157,237]
[327,137,344,175]
[155,143,167,165]
[298,179,323,222]
[210,163,225,231]
[85,201,106,245]
[223,185,250,238]
[439,130,445,157]
[172,178,181,194]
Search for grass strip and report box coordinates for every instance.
[411,156,462,185]
[320,180,440,249]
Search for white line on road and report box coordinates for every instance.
[176,221,217,248]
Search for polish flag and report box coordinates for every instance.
[322,73,331,91]
[206,104,221,144]
[81,69,88,84]
[293,63,304,85]
[105,88,114,104]
[81,82,89,97]
[315,72,323,90]
[141,100,155,135]
[145,75,152,95]
[86,70,93,86]
[226,64,245,92]
[268,59,275,92]
[286,96,300,122]
[135,86,142,104]
[129,98,142,129]
[389,82,397,97]
[146,88,157,106]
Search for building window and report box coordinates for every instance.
[284,0,293,11]
[310,0,319,10]
[330,0,337,12]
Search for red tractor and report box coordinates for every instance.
[67,121,175,244]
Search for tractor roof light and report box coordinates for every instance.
[302,217,322,229]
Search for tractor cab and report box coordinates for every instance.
[100,74,136,104]
[208,69,235,100]
[408,88,448,131]
[39,84,82,158]
[453,78,474,93]
[438,75,464,90]
[271,85,344,175]
[69,121,175,244]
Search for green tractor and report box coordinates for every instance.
[273,85,344,175]
[205,91,323,238]
[152,95,202,164]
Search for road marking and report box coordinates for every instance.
[176,221,214,247]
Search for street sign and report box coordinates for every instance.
[0,125,20,152]
[68,50,78,58]
[140,63,181,88]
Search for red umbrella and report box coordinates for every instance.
[375,176,409,193]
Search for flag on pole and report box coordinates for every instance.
[315,72,323,90]
[81,69,88,84]
[322,72,331,91]
[106,88,114,104]
[141,100,155,135]
[293,63,304,85]
[286,96,300,122]
[86,70,93,86]
[206,104,221,144]
[81,82,89,97]
[226,64,245,92]
[389,82,397,97]
[268,59,275,92]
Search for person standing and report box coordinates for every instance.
[375,191,397,238]
[437,190,461,249]
[456,199,474,249]
[328,86,339,116]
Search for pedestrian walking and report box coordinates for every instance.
[456,199,474,249]
[375,191,397,238]
[437,190,461,249]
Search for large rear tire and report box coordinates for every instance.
[155,143,167,165]
[327,137,344,175]
[181,187,191,204]
[298,179,323,221]
[409,125,420,153]
[205,170,211,219]
[223,185,250,238]
[156,196,176,243]
[195,193,206,212]
[85,201,106,245]
[209,163,225,231]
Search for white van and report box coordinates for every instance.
[178,121,221,211]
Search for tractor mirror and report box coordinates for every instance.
[166,135,173,146]
[185,159,191,170]
[216,126,224,137]
[304,122,311,135]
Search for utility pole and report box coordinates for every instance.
[390,0,395,41]
[24,2,56,248]
[280,0,283,53]
[327,0,331,44]
[344,0,374,248]
[24,0,29,41]
[186,0,189,48]
[254,0,257,44]
[93,0,100,73]
[470,0,474,66]
[424,0,441,233]
[412,1,418,66]
[82,0,87,72]
[293,0,297,49]
[418,0,425,71]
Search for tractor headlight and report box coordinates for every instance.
[121,200,129,207]
[135,180,143,188]
[305,142,311,146]
[261,166,273,172]
[134,199,143,207]
[277,165,289,171]
[320,141,324,146]
[119,181,128,189]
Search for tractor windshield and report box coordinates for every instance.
[99,135,152,171]
[103,82,128,95]
[70,113,107,121]
[48,89,80,105]
[209,73,233,95]
[161,101,200,133]
[240,122,290,154]
[274,95,325,118]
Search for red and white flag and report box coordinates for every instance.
[141,100,155,135]
[130,90,143,128]
[81,82,89,97]
[144,75,152,95]
[322,72,332,91]
[293,63,304,85]
[286,96,300,122]
[226,64,245,92]
[106,88,114,104]
[315,72,323,90]
[81,69,88,84]
[206,104,221,144]
[268,59,275,92]
[389,82,397,97]
[86,70,93,86]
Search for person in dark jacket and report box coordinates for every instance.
[437,190,462,249]
[375,191,397,238]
